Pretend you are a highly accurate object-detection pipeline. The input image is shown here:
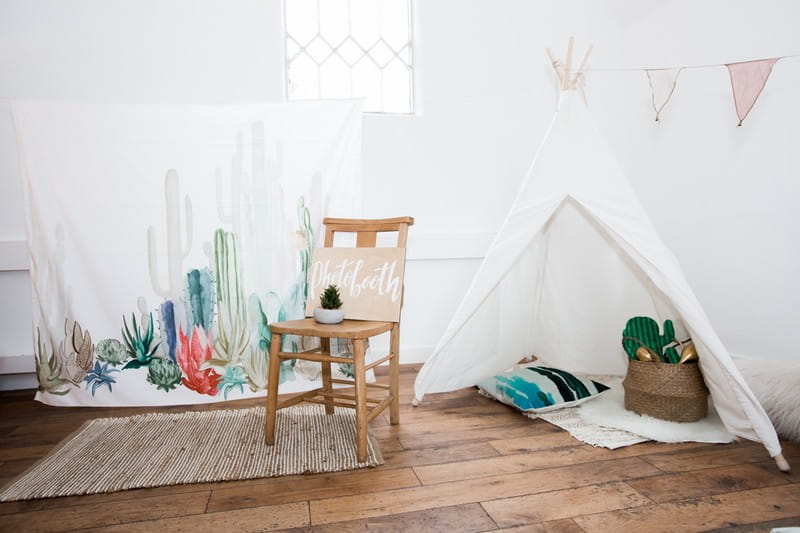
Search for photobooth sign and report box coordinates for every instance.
[306,248,406,322]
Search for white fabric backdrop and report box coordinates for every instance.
[14,100,362,406]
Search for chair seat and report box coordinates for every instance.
[269,318,394,338]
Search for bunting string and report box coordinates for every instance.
[560,53,799,126]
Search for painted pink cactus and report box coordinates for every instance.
[177,326,219,395]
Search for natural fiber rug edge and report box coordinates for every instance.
[0,405,383,502]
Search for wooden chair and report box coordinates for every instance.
[265,216,414,462]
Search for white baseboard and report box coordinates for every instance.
[0,373,37,391]
[0,353,34,374]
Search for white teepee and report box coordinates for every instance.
[414,43,787,469]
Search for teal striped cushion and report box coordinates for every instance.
[477,365,610,413]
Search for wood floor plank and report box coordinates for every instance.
[370,411,529,441]
[482,481,651,527]
[309,457,660,525]
[626,463,790,503]
[309,502,497,532]
[489,432,712,456]
[493,519,586,533]
[413,440,703,486]
[82,501,310,533]
[206,468,420,513]
[398,420,559,451]
[573,484,800,533]
[380,441,499,469]
[1,490,211,532]
[640,442,785,473]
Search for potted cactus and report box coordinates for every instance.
[313,284,345,324]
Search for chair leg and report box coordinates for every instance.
[353,338,368,462]
[265,333,282,445]
[389,323,400,425]
[320,337,334,415]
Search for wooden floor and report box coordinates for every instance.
[1,365,798,533]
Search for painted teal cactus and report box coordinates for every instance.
[95,338,128,366]
[186,268,214,331]
[622,316,680,363]
[146,358,182,392]
[147,169,194,300]
[84,361,119,396]
[121,312,161,369]
[34,328,72,395]
[218,365,248,399]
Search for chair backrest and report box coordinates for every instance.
[322,217,414,321]
[323,217,414,248]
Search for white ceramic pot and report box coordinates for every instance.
[314,308,344,324]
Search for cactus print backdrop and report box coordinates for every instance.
[13,100,362,406]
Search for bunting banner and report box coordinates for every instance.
[645,68,684,122]
[726,58,780,126]
[13,100,363,407]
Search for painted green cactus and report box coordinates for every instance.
[121,312,161,369]
[207,229,249,370]
[95,338,129,366]
[146,357,182,392]
[622,316,680,363]
[34,328,72,395]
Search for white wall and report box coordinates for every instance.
[1,0,798,388]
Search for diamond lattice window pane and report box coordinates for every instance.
[380,0,410,50]
[320,55,351,99]
[396,45,411,67]
[337,38,365,67]
[368,40,394,68]
[382,59,411,114]
[319,0,350,46]
[285,0,318,46]
[285,0,414,114]
[288,53,319,99]
[286,37,301,60]
[305,36,333,64]
[349,0,381,49]
[352,60,382,112]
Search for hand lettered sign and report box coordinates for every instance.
[305,248,406,322]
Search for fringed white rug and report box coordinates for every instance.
[0,404,382,502]
[534,378,735,449]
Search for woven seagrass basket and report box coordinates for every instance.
[622,359,709,422]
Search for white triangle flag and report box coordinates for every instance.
[646,68,683,122]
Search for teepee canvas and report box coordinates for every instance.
[414,48,786,467]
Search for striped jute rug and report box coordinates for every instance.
[0,404,383,501]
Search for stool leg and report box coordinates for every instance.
[320,337,334,414]
[353,338,368,462]
[389,323,400,425]
[265,333,282,445]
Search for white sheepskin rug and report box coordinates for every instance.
[735,356,800,442]
[578,386,735,445]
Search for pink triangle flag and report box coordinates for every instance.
[646,68,683,122]
[726,58,780,126]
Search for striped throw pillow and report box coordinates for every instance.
[477,365,609,413]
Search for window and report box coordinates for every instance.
[284,0,414,114]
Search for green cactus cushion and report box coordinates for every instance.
[622,316,680,364]
[478,365,610,413]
